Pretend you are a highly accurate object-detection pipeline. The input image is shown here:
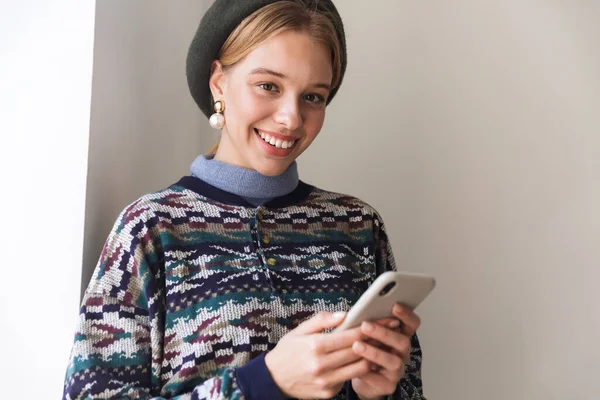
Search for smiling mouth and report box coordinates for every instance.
[254,128,298,149]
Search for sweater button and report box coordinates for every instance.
[266,258,277,266]
[263,235,271,244]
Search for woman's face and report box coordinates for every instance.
[209,29,333,176]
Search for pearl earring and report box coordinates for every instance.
[209,100,225,129]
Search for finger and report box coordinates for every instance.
[352,339,405,372]
[294,311,347,335]
[359,321,411,363]
[364,326,402,352]
[364,337,383,347]
[312,325,367,353]
[319,357,371,386]
[317,346,362,372]
[372,317,402,330]
[392,305,421,337]
[367,341,406,364]
[365,339,395,358]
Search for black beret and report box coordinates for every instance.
[186,0,347,118]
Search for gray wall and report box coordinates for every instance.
[85,1,600,398]
[81,0,217,294]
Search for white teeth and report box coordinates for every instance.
[256,129,296,149]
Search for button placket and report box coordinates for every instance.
[247,210,260,252]
[246,210,263,287]
[254,207,275,289]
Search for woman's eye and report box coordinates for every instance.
[259,83,278,92]
[305,93,325,103]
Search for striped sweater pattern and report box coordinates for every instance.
[63,177,425,399]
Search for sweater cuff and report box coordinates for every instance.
[345,380,360,399]
[235,353,285,400]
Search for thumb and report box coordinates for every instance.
[294,311,347,335]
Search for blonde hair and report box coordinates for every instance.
[209,1,343,154]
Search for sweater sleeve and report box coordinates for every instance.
[62,200,283,400]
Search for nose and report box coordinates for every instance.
[273,96,303,132]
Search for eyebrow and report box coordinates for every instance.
[249,67,331,91]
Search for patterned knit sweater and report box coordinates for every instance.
[63,176,425,399]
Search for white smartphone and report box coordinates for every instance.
[333,271,436,332]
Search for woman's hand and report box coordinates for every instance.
[351,305,421,400]
[264,312,397,399]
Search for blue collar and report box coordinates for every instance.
[190,154,299,199]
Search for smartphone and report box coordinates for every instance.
[333,271,436,332]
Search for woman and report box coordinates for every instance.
[63,1,426,399]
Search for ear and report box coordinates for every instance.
[209,60,226,101]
